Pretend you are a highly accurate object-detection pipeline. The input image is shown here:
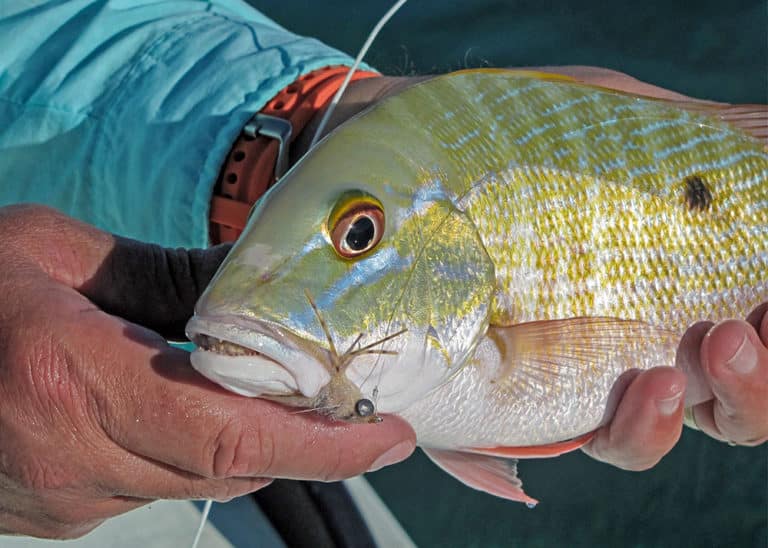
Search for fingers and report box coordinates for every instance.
[0,204,230,339]
[763,310,768,344]
[689,319,768,445]
[675,321,715,407]
[582,366,686,470]
[79,313,415,483]
[748,304,768,348]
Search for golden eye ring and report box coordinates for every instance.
[328,194,385,259]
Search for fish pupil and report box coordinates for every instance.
[346,216,375,251]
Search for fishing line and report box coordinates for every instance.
[190,499,213,548]
[309,0,409,148]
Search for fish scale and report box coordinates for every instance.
[371,73,768,329]
[382,72,767,448]
[460,164,767,327]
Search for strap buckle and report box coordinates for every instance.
[243,113,293,180]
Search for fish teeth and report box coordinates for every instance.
[194,334,260,357]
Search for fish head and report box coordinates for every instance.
[186,114,495,421]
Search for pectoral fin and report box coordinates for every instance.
[423,448,538,506]
[488,317,677,402]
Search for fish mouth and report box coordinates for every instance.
[185,315,331,398]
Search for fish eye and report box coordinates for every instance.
[328,192,385,259]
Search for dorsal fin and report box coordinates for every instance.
[450,69,767,142]
[662,101,768,143]
[451,67,577,83]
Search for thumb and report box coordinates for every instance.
[1,204,229,339]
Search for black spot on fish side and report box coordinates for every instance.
[684,175,713,212]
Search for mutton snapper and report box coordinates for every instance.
[187,70,768,504]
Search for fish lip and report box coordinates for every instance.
[185,314,331,398]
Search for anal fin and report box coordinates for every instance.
[423,448,538,506]
[468,430,596,459]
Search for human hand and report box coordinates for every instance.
[0,205,415,539]
[679,306,768,445]
[583,307,768,470]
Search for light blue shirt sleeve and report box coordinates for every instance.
[0,0,366,248]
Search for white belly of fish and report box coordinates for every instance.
[399,333,675,449]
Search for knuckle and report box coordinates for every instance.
[254,424,276,477]
[15,330,88,424]
[46,506,86,529]
[714,403,768,445]
[209,418,271,478]
[590,431,668,472]
[183,477,270,502]
[605,448,659,472]
[725,426,768,446]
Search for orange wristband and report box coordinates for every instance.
[210,66,380,244]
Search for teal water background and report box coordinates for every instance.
[252,2,767,547]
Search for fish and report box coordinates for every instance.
[186,70,768,505]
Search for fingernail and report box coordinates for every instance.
[368,441,414,472]
[725,334,757,375]
[656,391,683,416]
